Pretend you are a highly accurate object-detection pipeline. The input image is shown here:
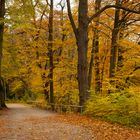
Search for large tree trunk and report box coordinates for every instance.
[88,0,102,94]
[0,0,6,108]
[77,0,89,106]
[0,0,5,76]
[67,0,89,106]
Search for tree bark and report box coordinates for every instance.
[0,78,6,108]
[0,0,5,77]
[67,0,89,106]
[88,0,102,94]
[77,0,89,106]
[0,0,5,108]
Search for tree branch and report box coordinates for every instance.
[57,0,65,10]
[125,66,140,84]
[33,0,39,8]
[66,0,78,39]
[46,0,51,7]
[89,4,140,24]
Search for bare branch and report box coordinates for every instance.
[126,66,140,84]
[126,18,140,26]
[89,4,140,24]
[96,21,112,30]
[57,0,65,10]
[46,0,51,7]
[33,0,39,8]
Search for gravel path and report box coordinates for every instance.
[0,104,94,140]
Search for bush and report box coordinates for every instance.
[84,91,140,127]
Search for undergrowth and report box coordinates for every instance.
[84,90,140,128]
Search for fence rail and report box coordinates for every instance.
[27,101,83,114]
[49,103,83,113]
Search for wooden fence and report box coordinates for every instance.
[49,103,83,114]
[27,101,83,114]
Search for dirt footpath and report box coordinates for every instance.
[0,104,94,140]
[0,104,140,140]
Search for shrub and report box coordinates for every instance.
[84,90,140,127]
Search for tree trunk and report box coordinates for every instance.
[48,0,54,104]
[77,0,89,106]
[0,0,5,108]
[88,0,102,94]
[67,0,89,106]
[109,0,121,88]
[0,78,6,108]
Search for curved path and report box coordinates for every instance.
[0,104,94,140]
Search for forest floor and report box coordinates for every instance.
[0,104,140,140]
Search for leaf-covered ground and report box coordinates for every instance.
[0,104,140,140]
[49,115,140,140]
